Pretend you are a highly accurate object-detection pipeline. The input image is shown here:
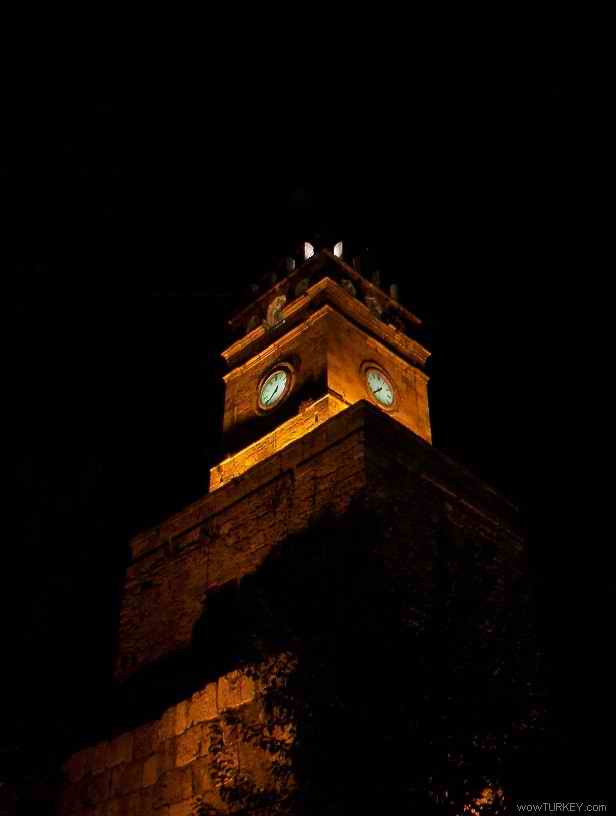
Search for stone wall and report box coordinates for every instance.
[59,669,262,816]
[117,402,520,687]
[59,403,525,813]
[116,403,370,685]
[209,393,347,491]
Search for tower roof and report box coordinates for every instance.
[230,249,422,330]
[223,249,429,371]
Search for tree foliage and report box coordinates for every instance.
[193,502,543,815]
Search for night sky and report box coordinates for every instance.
[4,66,609,799]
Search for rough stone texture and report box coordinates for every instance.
[240,673,256,706]
[169,801,194,816]
[117,402,517,687]
[110,760,142,798]
[108,732,133,768]
[174,700,190,737]
[142,753,160,787]
[60,403,522,815]
[188,681,217,725]
[158,706,175,742]
[190,755,212,796]
[176,724,202,767]
[159,737,177,775]
[59,670,259,815]
[133,721,158,761]
[217,670,242,711]
[210,392,346,490]
[158,766,193,805]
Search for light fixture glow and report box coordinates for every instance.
[304,241,314,260]
[333,241,343,258]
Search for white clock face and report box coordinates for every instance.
[365,367,395,407]
[259,368,289,409]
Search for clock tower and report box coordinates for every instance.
[58,241,533,814]
[211,245,430,491]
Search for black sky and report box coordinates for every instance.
[4,64,609,798]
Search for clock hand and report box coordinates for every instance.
[373,387,382,394]
[265,384,279,404]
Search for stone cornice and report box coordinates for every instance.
[222,276,430,371]
[228,249,422,333]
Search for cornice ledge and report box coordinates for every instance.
[222,277,430,370]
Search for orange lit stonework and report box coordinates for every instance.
[210,392,347,490]
[58,249,524,814]
[60,670,261,815]
[214,257,431,491]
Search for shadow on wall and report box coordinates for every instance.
[222,368,326,458]
[112,498,546,813]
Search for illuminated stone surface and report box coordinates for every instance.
[60,404,521,813]
[60,672,260,814]
[116,403,517,688]
[58,261,524,813]
[189,682,218,725]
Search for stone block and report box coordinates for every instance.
[110,761,142,798]
[169,801,193,816]
[176,724,202,767]
[218,670,242,710]
[158,706,176,742]
[142,753,160,788]
[240,671,256,704]
[190,756,212,796]
[188,682,217,724]
[168,766,194,804]
[154,766,193,808]
[151,773,168,811]
[175,700,189,736]
[160,736,177,773]
[108,732,133,767]
[133,721,158,759]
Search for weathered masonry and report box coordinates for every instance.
[59,246,526,814]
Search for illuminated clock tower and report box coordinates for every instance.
[210,244,430,491]
[58,242,528,814]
